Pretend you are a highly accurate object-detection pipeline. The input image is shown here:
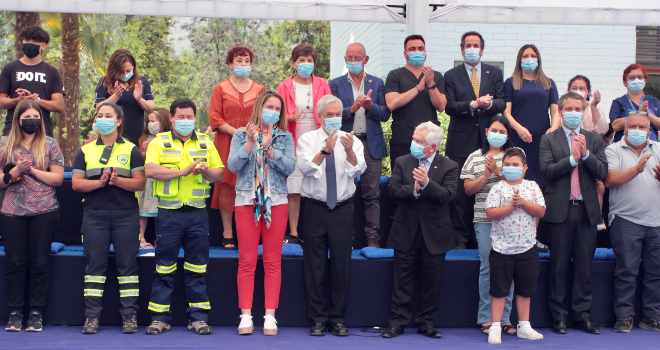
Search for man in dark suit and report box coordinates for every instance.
[539,92,608,335]
[444,31,505,249]
[383,122,458,339]
[330,42,390,248]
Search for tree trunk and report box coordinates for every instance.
[13,12,42,59]
[59,14,81,166]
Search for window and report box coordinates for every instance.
[637,26,660,75]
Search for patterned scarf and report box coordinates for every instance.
[254,132,272,228]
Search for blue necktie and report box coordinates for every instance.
[326,150,337,209]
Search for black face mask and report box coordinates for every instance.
[20,119,41,135]
[22,43,41,59]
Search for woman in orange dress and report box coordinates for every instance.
[209,46,265,249]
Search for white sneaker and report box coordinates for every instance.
[263,315,278,335]
[488,325,502,344]
[517,323,543,340]
[238,314,253,335]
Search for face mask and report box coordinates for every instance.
[120,71,134,82]
[22,43,41,59]
[407,52,426,67]
[562,111,583,129]
[148,122,160,135]
[20,118,41,135]
[520,58,538,73]
[95,118,117,135]
[627,79,645,94]
[410,142,427,159]
[573,90,587,99]
[174,119,195,136]
[234,66,251,78]
[261,109,280,126]
[324,117,342,133]
[502,166,523,181]
[464,48,481,65]
[487,132,507,148]
[346,62,364,75]
[626,129,648,146]
[297,63,314,78]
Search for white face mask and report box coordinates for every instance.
[573,90,587,99]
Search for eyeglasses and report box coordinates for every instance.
[627,111,648,116]
[626,75,645,81]
[344,56,364,63]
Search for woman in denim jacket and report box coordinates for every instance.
[227,91,296,336]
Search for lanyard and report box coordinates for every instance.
[625,94,645,111]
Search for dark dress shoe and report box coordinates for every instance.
[382,327,403,338]
[418,328,442,338]
[309,323,325,336]
[553,320,567,334]
[330,323,349,337]
[575,317,600,334]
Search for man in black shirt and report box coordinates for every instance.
[0,26,64,137]
[385,34,447,165]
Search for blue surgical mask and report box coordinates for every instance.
[174,119,195,136]
[324,117,342,133]
[297,63,315,78]
[346,62,364,75]
[407,52,426,67]
[464,48,481,65]
[410,142,427,159]
[502,166,523,181]
[120,71,134,82]
[487,132,507,148]
[95,118,117,135]
[562,111,583,129]
[520,58,538,73]
[626,129,648,146]
[234,66,251,78]
[627,79,645,94]
[261,109,280,126]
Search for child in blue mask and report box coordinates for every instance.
[484,147,546,345]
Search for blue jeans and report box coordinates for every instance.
[475,222,514,324]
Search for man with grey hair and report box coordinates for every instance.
[383,121,458,339]
[297,94,366,337]
[539,92,608,335]
[330,42,390,248]
[604,111,660,333]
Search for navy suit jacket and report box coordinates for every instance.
[329,73,390,159]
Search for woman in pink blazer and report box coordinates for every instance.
[276,44,331,242]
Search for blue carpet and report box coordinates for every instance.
[0,326,657,349]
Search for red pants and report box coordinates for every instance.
[235,204,288,309]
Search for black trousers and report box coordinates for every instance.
[82,208,140,318]
[547,203,597,321]
[448,156,475,249]
[389,227,446,331]
[389,142,411,222]
[302,199,353,326]
[3,210,59,312]
[358,136,382,244]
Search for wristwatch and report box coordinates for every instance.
[427,83,438,90]
[320,147,331,155]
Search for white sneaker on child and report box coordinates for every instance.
[263,315,278,335]
[488,325,502,344]
[517,323,543,340]
[238,314,253,335]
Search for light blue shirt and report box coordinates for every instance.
[561,124,590,201]
[413,152,436,197]
[465,62,492,113]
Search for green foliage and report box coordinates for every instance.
[646,83,660,100]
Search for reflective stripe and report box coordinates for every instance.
[85,275,106,283]
[189,302,211,310]
[192,189,208,197]
[159,199,183,208]
[189,151,208,157]
[162,149,182,155]
[116,168,131,177]
[200,177,208,185]
[161,135,169,140]
[131,166,144,173]
[163,180,171,195]
[148,302,170,312]
[184,262,207,273]
[187,199,206,208]
[118,276,139,284]
[86,168,103,177]
[72,169,86,174]
[84,289,104,297]
[156,263,177,274]
[119,289,139,297]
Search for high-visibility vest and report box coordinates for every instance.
[78,138,136,180]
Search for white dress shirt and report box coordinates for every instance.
[347,73,367,134]
[296,127,367,202]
